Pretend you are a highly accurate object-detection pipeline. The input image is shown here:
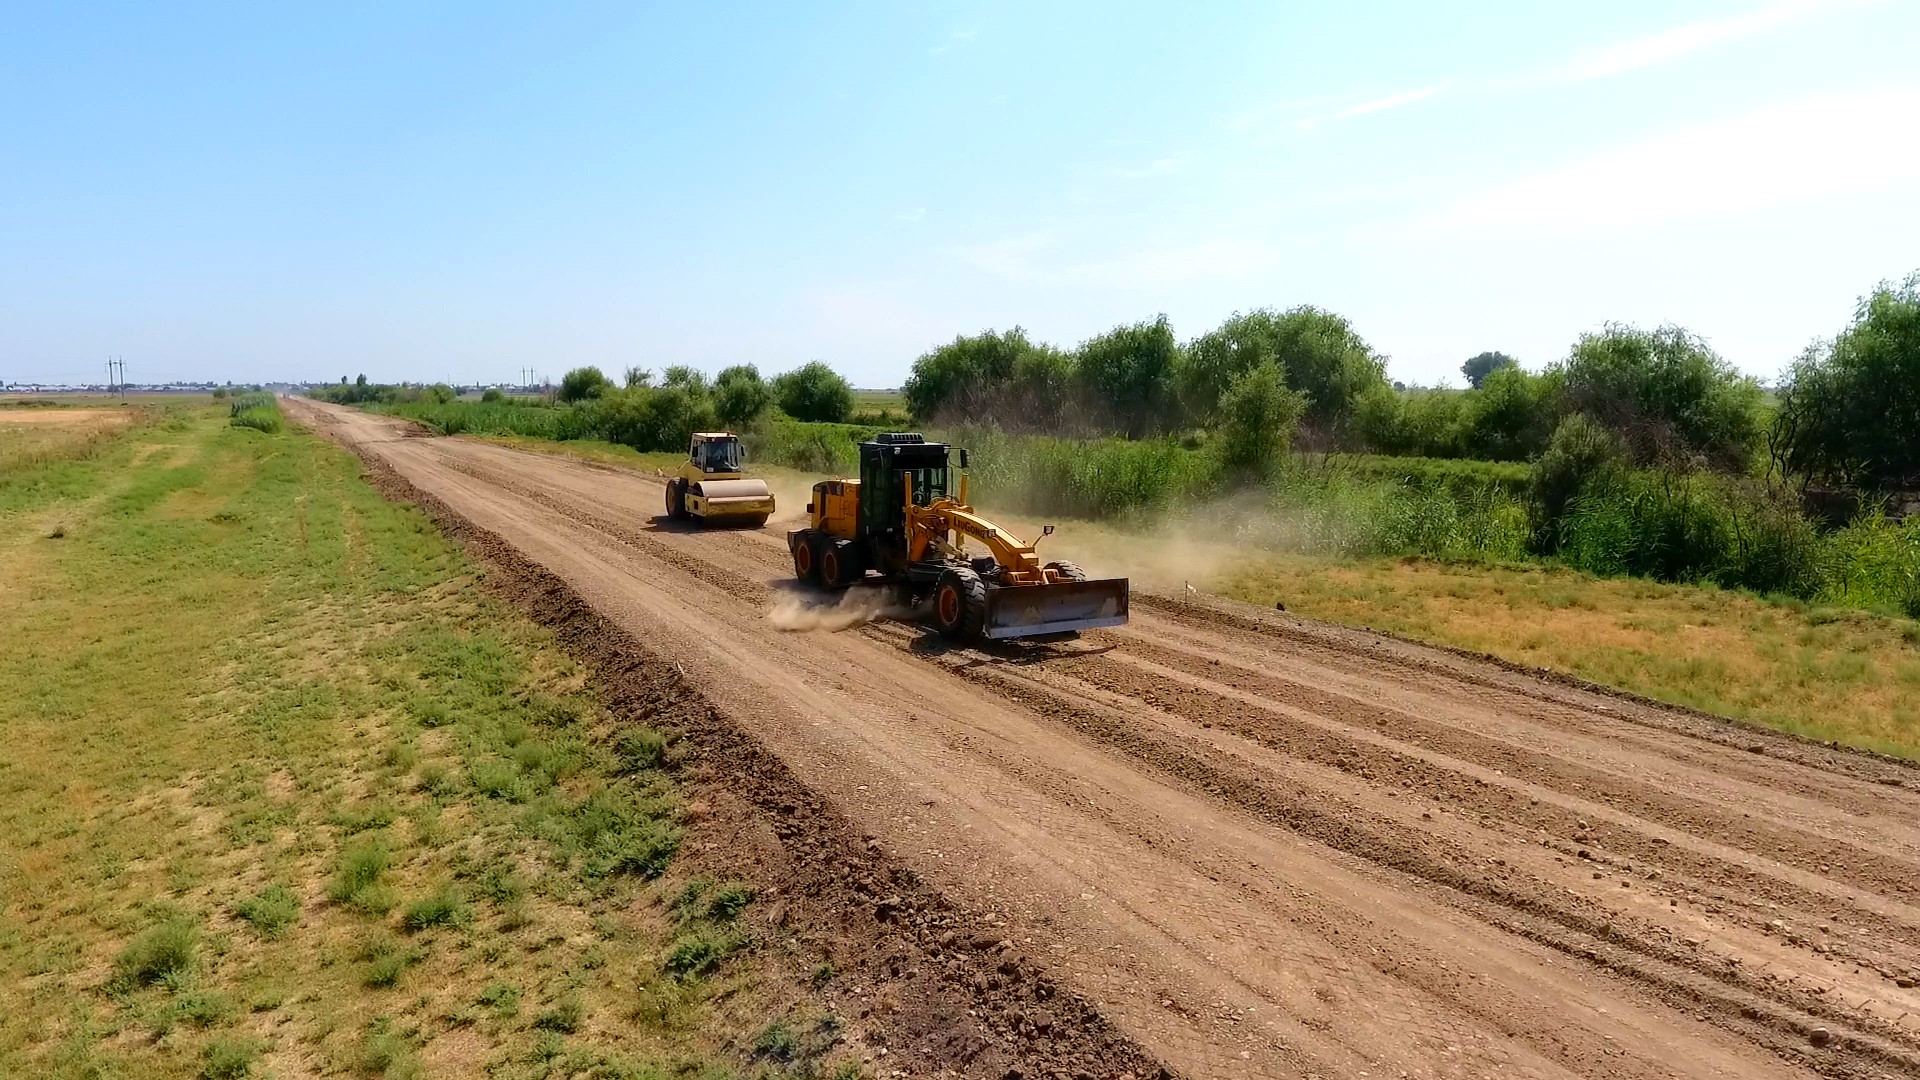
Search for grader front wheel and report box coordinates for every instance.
[931,567,988,641]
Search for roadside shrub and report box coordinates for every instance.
[201,1037,263,1079]
[534,993,584,1033]
[402,886,472,931]
[1721,487,1824,598]
[1187,306,1388,438]
[564,787,681,880]
[558,366,612,403]
[1529,414,1628,549]
[615,728,668,772]
[903,328,1069,427]
[228,392,282,434]
[360,933,416,988]
[745,420,880,474]
[111,914,199,991]
[1215,360,1306,482]
[232,884,299,939]
[1558,472,1733,583]
[328,841,394,913]
[663,927,739,979]
[480,387,505,403]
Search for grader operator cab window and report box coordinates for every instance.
[904,464,948,505]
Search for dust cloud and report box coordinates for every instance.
[767,585,917,633]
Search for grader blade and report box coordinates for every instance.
[982,577,1129,639]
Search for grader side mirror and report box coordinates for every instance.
[957,448,970,468]
[1043,524,1056,536]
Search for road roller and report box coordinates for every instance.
[663,432,773,528]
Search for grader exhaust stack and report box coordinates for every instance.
[785,433,1128,642]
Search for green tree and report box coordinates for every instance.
[558,366,612,404]
[1460,351,1517,389]
[1182,311,1285,426]
[1216,360,1307,481]
[1773,271,1920,490]
[903,328,1059,424]
[773,361,854,422]
[1463,365,1550,460]
[659,365,708,393]
[1008,345,1077,428]
[623,366,653,389]
[1074,315,1181,438]
[481,387,505,403]
[1185,306,1386,438]
[712,364,772,428]
[1552,324,1761,469]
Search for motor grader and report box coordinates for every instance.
[663,432,774,527]
[788,433,1129,641]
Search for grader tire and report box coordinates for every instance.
[931,567,989,642]
[820,539,861,589]
[791,530,822,585]
[1044,560,1088,582]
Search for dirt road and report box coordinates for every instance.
[293,400,1920,1080]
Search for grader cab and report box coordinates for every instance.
[788,434,1128,641]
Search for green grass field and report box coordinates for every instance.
[0,404,853,1079]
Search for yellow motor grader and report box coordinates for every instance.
[663,432,774,527]
[788,433,1128,641]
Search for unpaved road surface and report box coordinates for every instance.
[295,400,1920,1080]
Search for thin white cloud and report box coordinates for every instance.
[1435,85,1920,231]
[1559,0,1879,81]
[1335,84,1444,119]
[894,207,927,223]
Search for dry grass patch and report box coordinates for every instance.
[1219,554,1920,757]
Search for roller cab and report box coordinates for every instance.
[664,433,773,527]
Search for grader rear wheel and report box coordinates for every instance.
[791,531,821,584]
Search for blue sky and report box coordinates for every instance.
[4,1,1916,388]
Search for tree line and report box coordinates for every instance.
[310,361,860,453]
[901,271,1919,498]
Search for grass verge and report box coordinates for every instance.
[0,404,857,1078]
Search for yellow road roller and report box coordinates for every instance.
[663,432,773,528]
